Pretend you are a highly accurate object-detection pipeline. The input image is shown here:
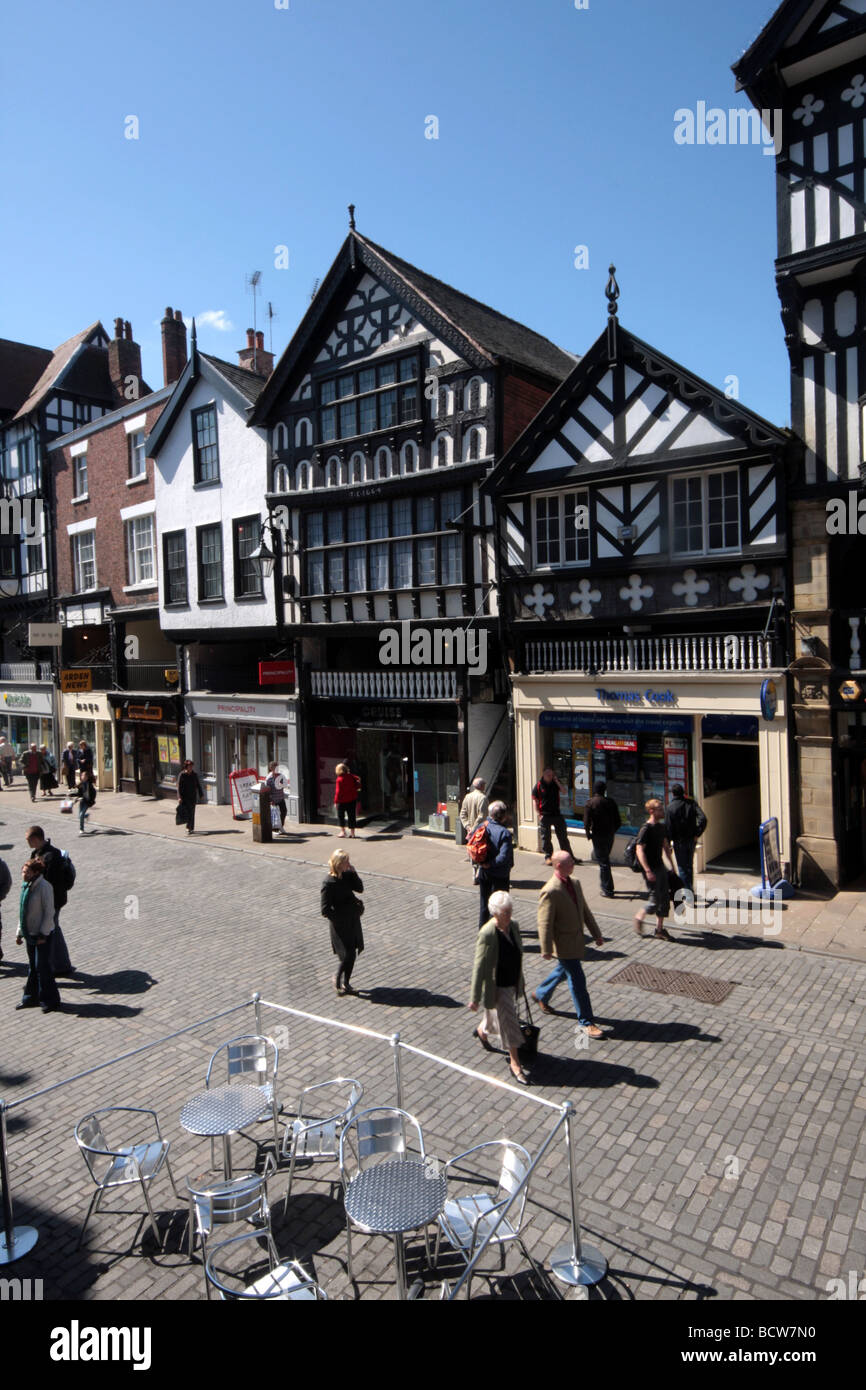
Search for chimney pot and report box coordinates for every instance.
[165,307,173,319]
[114,317,124,339]
[124,320,132,340]
[162,306,188,386]
[247,328,255,348]
[256,331,264,351]
[174,308,183,322]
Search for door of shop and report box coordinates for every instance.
[138,733,155,796]
[839,750,866,883]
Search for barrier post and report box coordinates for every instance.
[0,1099,38,1264]
[549,1101,607,1288]
[253,991,263,1035]
[391,1032,403,1110]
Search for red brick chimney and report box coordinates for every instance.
[161,307,188,386]
[237,327,274,378]
[107,317,143,403]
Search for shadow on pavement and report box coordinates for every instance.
[592,1017,722,1044]
[529,1055,658,1088]
[60,969,157,996]
[673,931,785,952]
[360,985,462,1009]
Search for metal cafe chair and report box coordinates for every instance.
[338,1106,427,1284]
[205,1034,281,1160]
[204,1231,327,1300]
[432,1140,535,1295]
[74,1106,177,1251]
[187,1155,275,1271]
[280,1077,364,1212]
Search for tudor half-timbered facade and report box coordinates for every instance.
[249,225,575,830]
[488,295,793,871]
[735,0,866,885]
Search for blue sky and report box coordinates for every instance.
[2,0,790,424]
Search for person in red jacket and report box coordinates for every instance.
[334,762,361,839]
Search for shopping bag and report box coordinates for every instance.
[517,988,540,1062]
[270,804,282,831]
[175,801,189,826]
[59,799,74,814]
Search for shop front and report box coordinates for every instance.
[1,685,57,763]
[108,695,184,797]
[311,700,461,835]
[185,695,292,808]
[512,675,790,876]
[61,691,115,789]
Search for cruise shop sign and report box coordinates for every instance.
[595,687,678,707]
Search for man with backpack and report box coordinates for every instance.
[664,783,707,896]
[469,801,514,929]
[26,825,76,976]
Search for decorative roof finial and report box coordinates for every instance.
[605,264,620,317]
[190,317,197,345]
[348,203,356,231]
[605,264,620,363]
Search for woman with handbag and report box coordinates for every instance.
[334,763,361,838]
[469,891,530,1085]
[321,848,364,995]
[39,746,57,798]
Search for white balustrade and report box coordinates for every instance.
[525,634,775,675]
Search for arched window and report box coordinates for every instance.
[272,463,291,493]
[326,455,340,487]
[350,451,364,484]
[273,421,290,452]
[400,440,418,474]
[438,386,449,419]
[295,417,313,448]
[466,376,484,411]
[365,454,376,481]
[296,461,311,491]
[376,447,392,479]
[436,434,450,468]
[464,428,482,462]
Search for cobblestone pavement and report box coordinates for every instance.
[0,796,864,1301]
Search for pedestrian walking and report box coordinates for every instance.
[584,781,621,898]
[469,891,530,1085]
[320,848,364,995]
[458,778,488,848]
[534,850,607,1037]
[0,854,12,963]
[664,783,708,896]
[26,825,75,974]
[74,769,97,835]
[61,742,77,790]
[334,762,361,838]
[177,759,204,834]
[0,733,13,785]
[21,744,45,802]
[76,740,94,782]
[532,767,574,864]
[475,801,514,929]
[15,859,61,1013]
[265,761,288,831]
[39,745,57,797]
[634,799,677,941]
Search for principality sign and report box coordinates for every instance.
[61,669,93,693]
[258,660,296,687]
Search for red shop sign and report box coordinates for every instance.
[258,661,296,687]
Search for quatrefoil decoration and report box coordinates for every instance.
[671,568,710,608]
[793,94,824,126]
[523,583,555,618]
[619,574,654,613]
[842,74,866,108]
[728,564,770,603]
[569,579,602,616]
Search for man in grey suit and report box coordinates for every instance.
[534,851,607,1037]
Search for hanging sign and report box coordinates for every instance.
[259,660,296,687]
[61,669,93,693]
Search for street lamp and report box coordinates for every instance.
[248,534,276,581]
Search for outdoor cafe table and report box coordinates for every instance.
[180,1084,269,1179]
[344,1157,448,1300]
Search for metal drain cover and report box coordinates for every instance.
[610,961,736,1005]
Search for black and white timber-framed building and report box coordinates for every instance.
[486,281,793,874]
[248,221,575,831]
[735,0,866,886]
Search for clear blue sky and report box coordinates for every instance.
[2,0,790,424]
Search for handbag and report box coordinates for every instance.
[175,801,189,825]
[354,896,365,917]
[60,799,74,814]
[517,987,540,1061]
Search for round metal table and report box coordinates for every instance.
[344,1158,447,1300]
[180,1084,269,1179]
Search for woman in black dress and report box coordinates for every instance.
[634,798,677,941]
[321,849,364,995]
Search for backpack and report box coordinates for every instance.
[694,804,708,836]
[61,851,76,890]
[467,821,491,866]
[624,837,644,873]
[0,857,11,901]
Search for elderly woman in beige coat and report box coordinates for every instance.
[468,891,529,1085]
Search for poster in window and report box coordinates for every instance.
[168,737,180,764]
[663,736,689,799]
[570,734,591,812]
[157,736,169,764]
